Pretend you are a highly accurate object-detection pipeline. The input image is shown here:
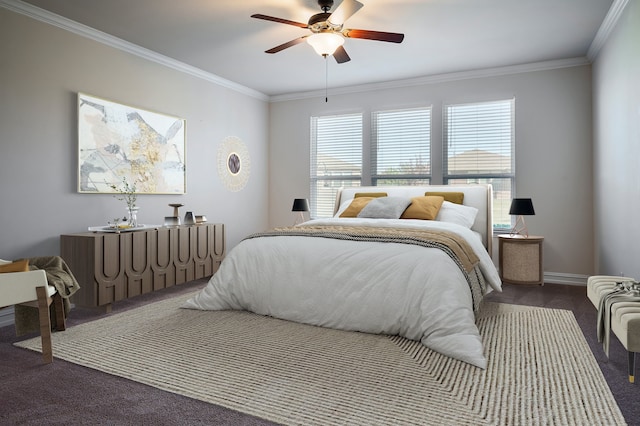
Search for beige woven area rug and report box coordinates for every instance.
[16,294,625,425]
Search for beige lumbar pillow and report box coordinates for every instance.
[354,192,388,198]
[425,191,464,205]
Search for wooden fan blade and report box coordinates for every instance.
[265,36,308,54]
[251,14,308,29]
[333,45,351,64]
[328,0,364,26]
[344,28,405,43]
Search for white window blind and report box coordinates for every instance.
[372,107,431,186]
[443,99,515,229]
[310,113,363,218]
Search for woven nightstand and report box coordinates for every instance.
[498,235,544,285]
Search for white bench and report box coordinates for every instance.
[587,275,640,383]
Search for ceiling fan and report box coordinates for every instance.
[251,0,405,64]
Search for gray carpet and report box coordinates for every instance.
[16,294,625,425]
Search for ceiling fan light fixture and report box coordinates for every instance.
[306,32,344,56]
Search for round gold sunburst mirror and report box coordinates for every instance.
[217,136,250,192]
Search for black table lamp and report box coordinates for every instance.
[292,198,309,225]
[509,198,535,238]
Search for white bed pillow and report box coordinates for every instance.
[357,196,412,219]
[436,201,478,229]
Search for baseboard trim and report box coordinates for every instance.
[544,272,588,286]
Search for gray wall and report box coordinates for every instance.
[269,66,595,282]
[593,1,640,278]
[0,8,270,260]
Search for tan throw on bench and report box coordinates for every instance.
[587,275,640,383]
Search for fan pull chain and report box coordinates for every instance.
[324,54,329,102]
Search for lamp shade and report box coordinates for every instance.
[509,198,535,216]
[306,32,345,56]
[292,198,310,212]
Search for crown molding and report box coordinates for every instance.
[587,0,629,61]
[0,0,269,102]
[269,57,591,103]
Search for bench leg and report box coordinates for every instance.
[629,351,636,383]
[53,293,66,331]
[35,287,53,364]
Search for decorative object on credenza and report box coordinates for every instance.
[184,211,196,225]
[78,92,186,195]
[509,198,535,238]
[164,216,180,227]
[217,136,251,192]
[169,203,183,224]
[292,198,310,225]
[109,177,139,227]
[127,207,139,228]
[195,215,207,224]
[107,217,124,230]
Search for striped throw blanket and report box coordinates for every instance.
[597,280,640,357]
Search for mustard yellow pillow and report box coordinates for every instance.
[0,259,29,273]
[339,197,375,217]
[401,196,445,220]
[425,191,464,205]
[354,192,387,198]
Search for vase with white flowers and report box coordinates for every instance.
[109,177,139,228]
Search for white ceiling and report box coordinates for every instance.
[16,0,614,97]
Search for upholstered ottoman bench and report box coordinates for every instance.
[587,275,640,383]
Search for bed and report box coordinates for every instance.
[183,185,502,368]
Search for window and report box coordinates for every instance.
[443,99,515,230]
[310,100,515,230]
[310,113,363,218]
[371,107,431,186]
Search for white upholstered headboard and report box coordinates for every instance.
[333,185,493,253]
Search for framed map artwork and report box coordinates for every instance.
[78,93,186,194]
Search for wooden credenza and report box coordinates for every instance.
[60,224,225,311]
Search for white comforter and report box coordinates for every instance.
[182,218,502,368]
